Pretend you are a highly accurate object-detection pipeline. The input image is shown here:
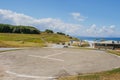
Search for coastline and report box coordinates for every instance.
[77,36,120,41]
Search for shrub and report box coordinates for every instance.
[45,29,54,33]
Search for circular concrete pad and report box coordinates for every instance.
[0,48,120,80]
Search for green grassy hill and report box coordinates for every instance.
[0,32,78,47]
[0,23,79,47]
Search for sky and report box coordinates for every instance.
[0,0,120,37]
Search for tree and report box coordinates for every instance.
[45,29,54,33]
[0,23,40,34]
[0,24,11,33]
[57,32,66,35]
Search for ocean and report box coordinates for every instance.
[77,37,120,41]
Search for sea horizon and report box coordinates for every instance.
[77,36,120,41]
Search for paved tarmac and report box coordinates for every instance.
[0,48,120,80]
[0,48,20,51]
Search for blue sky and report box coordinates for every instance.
[0,0,120,37]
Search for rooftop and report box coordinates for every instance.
[95,40,120,44]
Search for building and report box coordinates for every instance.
[94,40,120,50]
[69,40,81,46]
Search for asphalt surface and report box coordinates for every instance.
[0,48,20,51]
[0,48,120,80]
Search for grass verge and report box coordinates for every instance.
[107,50,120,56]
[58,68,120,80]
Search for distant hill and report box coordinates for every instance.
[0,24,40,34]
[0,23,79,47]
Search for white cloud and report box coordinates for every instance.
[0,9,82,35]
[86,24,116,37]
[70,12,86,21]
[0,9,119,37]
[86,24,97,34]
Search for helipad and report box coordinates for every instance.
[0,48,120,80]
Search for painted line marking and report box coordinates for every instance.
[29,55,64,62]
[47,57,64,62]
[6,70,55,79]
[44,51,65,58]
